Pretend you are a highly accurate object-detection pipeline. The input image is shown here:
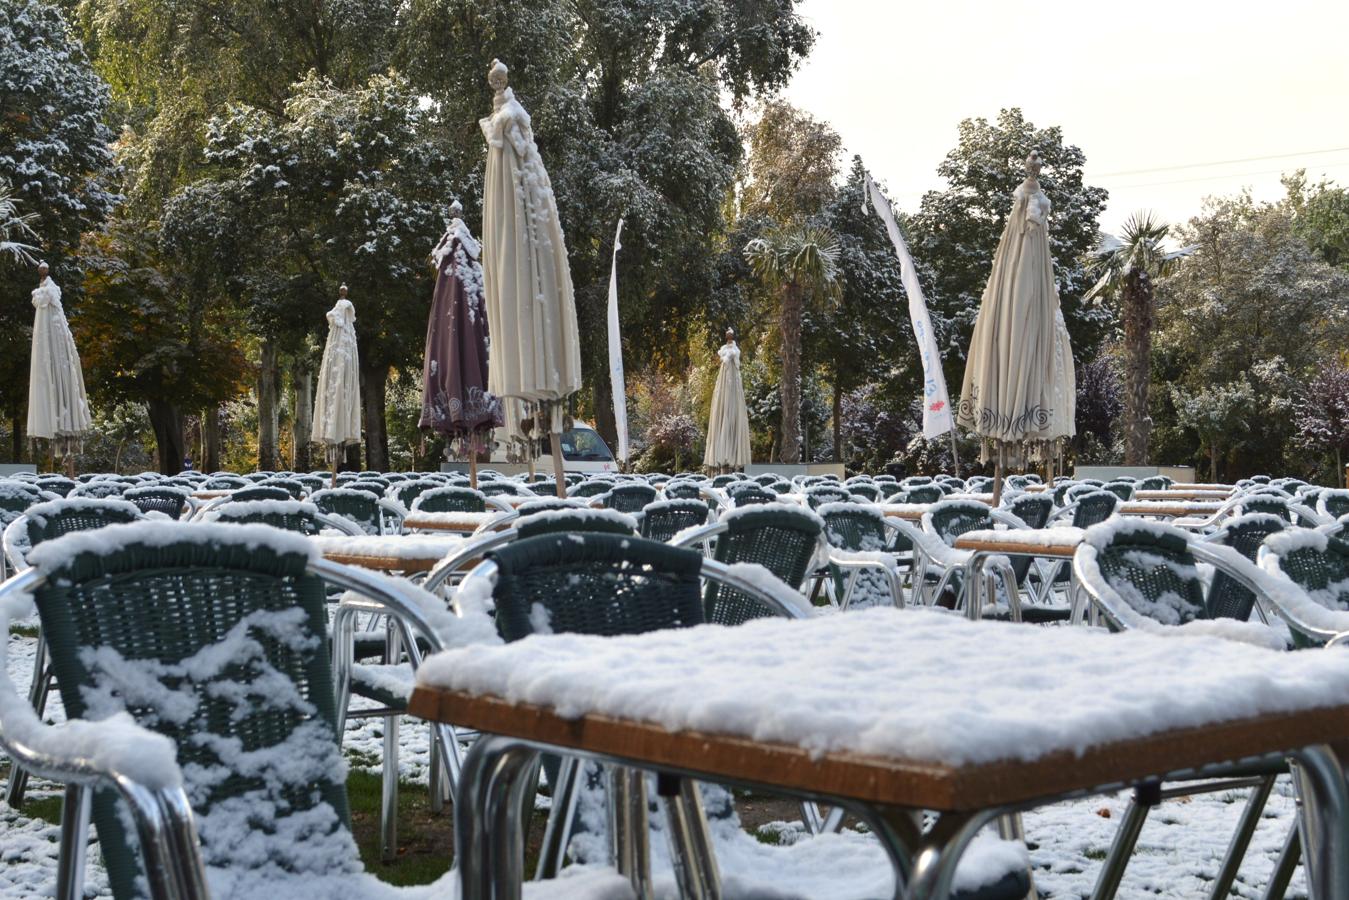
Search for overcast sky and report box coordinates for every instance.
[784,0,1349,235]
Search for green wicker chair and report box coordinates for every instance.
[1007,494,1053,529]
[1203,513,1286,620]
[804,484,851,509]
[1318,489,1349,520]
[202,475,247,491]
[751,473,779,486]
[210,499,361,536]
[0,521,461,900]
[122,485,191,520]
[567,479,615,499]
[384,477,443,510]
[897,484,944,504]
[819,503,904,608]
[845,482,882,502]
[676,505,822,625]
[222,484,292,504]
[725,482,774,507]
[662,481,704,501]
[1101,481,1135,501]
[342,480,389,499]
[710,474,741,489]
[1257,529,1349,648]
[1136,476,1171,490]
[413,485,488,513]
[595,483,658,513]
[311,487,385,535]
[35,475,77,497]
[638,499,709,543]
[261,477,307,499]
[480,480,534,498]
[1239,493,1292,522]
[69,480,129,499]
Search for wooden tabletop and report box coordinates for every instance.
[953,528,1084,558]
[408,687,1349,813]
[1119,501,1224,519]
[1136,489,1232,501]
[401,511,499,533]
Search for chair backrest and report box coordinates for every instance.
[706,505,821,625]
[69,480,129,500]
[1319,489,1349,520]
[122,486,191,521]
[567,478,614,499]
[294,474,327,495]
[203,476,247,491]
[513,507,637,540]
[963,476,992,493]
[597,483,658,513]
[804,485,851,509]
[343,480,389,499]
[24,498,145,555]
[25,523,351,899]
[1005,475,1032,492]
[413,485,488,513]
[388,478,445,510]
[662,481,703,501]
[480,480,533,498]
[819,503,889,552]
[1069,490,1120,528]
[846,483,882,502]
[1102,481,1135,501]
[212,499,328,535]
[1080,520,1207,626]
[1136,476,1171,490]
[1007,494,1053,529]
[726,483,774,507]
[710,474,740,489]
[1206,513,1286,620]
[639,499,709,543]
[261,477,307,499]
[901,484,944,504]
[1237,493,1291,522]
[310,488,383,535]
[925,500,994,547]
[36,476,77,497]
[0,481,47,521]
[488,532,705,641]
[1260,530,1349,646]
[752,473,779,486]
[227,485,292,504]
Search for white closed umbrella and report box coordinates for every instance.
[479,59,581,496]
[27,262,91,469]
[704,329,751,472]
[313,285,362,480]
[957,150,1075,499]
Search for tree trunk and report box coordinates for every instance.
[1338,446,1343,489]
[10,407,21,464]
[292,366,313,472]
[257,340,280,471]
[1121,268,1154,466]
[360,358,389,472]
[203,405,221,473]
[832,378,843,463]
[779,282,803,465]
[147,399,185,476]
[1211,441,1220,484]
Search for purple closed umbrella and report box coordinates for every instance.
[421,202,501,483]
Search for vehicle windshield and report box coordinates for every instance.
[559,427,614,462]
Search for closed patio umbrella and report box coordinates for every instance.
[27,261,91,469]
[421,202,501,487]
[479,59,581,496]
[313,285,362,482]
[704,328,751,472]
[957,150,1075,500]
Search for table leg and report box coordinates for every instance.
[904,809,1001,900]
[1289,745,1349,898]
[456,735,542,900]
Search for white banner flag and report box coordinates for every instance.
[607,218,629,463]
[863,174,955,440]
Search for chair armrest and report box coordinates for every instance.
[671,521,727,549]
[700,559,813,619]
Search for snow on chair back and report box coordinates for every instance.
[26,523,352,899]
[596,483,658,513]
[926,499,994,547]
[704,504,822,625]
[413,485,488,513]
[1081,520,1207,627]
[639,499,710,543]
[1206,513,1286,620]
[311,488,383,536]
[122,486,191,521]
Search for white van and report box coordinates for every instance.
[489,421,619,475]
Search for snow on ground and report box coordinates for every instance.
[0,625,1310,898]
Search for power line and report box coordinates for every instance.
[1104,160,1349,190]
[1092,146,1349,178]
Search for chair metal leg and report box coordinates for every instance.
[997,813,1037,900]
[904,808,1002,900]
[6,636,53,807]
[456,735,541,900]
[380,712,400,863]
[330,604,357,737]
[1208,774,1277,900]
[607,767,653,899]
[657,774,721,900]
[1287,745,1349,899]
[535,756,582,880]
[1262,823,1299,900]
[429,726,445,815]
[55,783,90,900]
[1091,782,1158,900]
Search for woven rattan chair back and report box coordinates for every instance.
[489,532,705,641]
[261,477,307,499]
[311,488,382,535]
[804,485,852,509]
[639,500,709,543]
[1070,490,1120,528]
[413,486,488,513]
[1008,494,1053,529]
[705,507,821,625]
[927,500,994,547]
[226,485,292,504]
[1094,525,1208,626]
[1207,513,1286,620]
[597,483,658,513]
[122,486,190,520]
[30,528,349,899]
[1239,494,1292,522]
[212,503,324,535]
[388,478,444,510]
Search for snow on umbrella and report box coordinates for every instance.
[420,202,501,486]
[27,261,91,468]
[956,150,1075,498]
[313,285,362,476]
[479,59,582,496]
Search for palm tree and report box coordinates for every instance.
[1084,212,1193,465]
[0,180,37,265]
[744,221,841,464]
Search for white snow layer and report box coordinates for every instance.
[416,607,1349,766]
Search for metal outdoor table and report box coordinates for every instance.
[408,615,1349,900]
[954,527,1085,621]
[312,534,463,573]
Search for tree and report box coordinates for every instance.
[908,109,1108,386]
[1295,361,1349,486]
[1152,189,1349,477]
[0,180,37,265]
[744,222,841,464]
[1084,212,1186,465]
[1073,356,1122,461]
[1171,380,1255,483]
[1285,172,1349,270]
[0,1,116,451]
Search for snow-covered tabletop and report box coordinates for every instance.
[401,510,500,533]
[411,608,1349,810]
[953,527,1085,558]
[1119,500,1225,518]
[1135,489,1232,501]
[311,534,464,572]
[878,503,935,521]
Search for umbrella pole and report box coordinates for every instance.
[469,440,478,491]
[550,432,567,498]
[992,444,1005,506]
